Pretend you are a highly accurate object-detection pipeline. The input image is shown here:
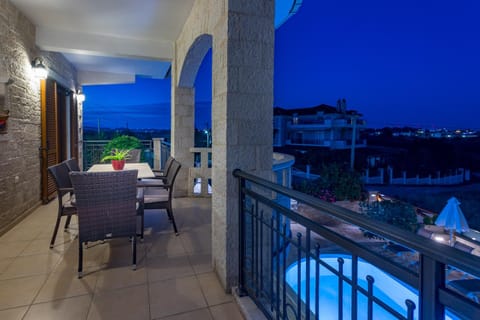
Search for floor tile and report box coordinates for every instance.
[95,264,147,292]
[159,308,213,320]
[0,275,47,310]
[210,302,244,320]
[180,225,211,254]
[34,271,96,303]
[88,284,149,320]
[102,238,147,268]
[197,272,233,306]
[147,254,195,283]
[187,253,213,274]
[146,233,186,258]
[0,241,31,259]
[0,252,62,279]
[0,257,14,274]
[20,237,73,256]
[0,227,42,243]
[24,295,91,320]
[0,306,28,320]
[149,276,207,319]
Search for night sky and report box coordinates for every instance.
[83,0,480,130]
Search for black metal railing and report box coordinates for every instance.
[233,169,480,320]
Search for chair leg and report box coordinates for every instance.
[132,235,137,270]
[140,213,144,240]
[78,241,83,278]
[167,207,179,236]
[50,213,62,248]
[64,215,72,230]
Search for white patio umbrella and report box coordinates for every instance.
[435,197,470,246]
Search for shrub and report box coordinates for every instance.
[359,200,419,233]
[101,135,142,159]
[319,163,364,201]
[294,179,336,202]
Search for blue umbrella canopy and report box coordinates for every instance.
[435,197,470,233]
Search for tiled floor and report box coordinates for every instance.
[0,197,245,320]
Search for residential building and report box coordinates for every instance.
[273,101,367,149]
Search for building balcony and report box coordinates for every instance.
[287,139,367,149]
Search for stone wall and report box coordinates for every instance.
[0,0,77,235]
[173,0,274,290]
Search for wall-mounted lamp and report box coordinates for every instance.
[31,57,48,79]
[76,90,85,103]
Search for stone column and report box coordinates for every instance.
[171,85,195,197]
[211,0,275,290]
[152,137,163,170]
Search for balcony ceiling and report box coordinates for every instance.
[10,0,302,85]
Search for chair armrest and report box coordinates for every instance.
[136,187,144,214]
[136,187,144,203]
[137,180,169,188]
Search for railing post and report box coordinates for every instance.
[152,138,163,170]
[419,254,445,320]
[236,170,247,296]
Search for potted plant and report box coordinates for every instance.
[101,148,131,170]
[101,135,143,163]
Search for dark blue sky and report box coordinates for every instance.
[84,0,480,130]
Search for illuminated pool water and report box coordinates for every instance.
[286,254,457,320]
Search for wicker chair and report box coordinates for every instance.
[126,148,141,163]
[47,162,77,248]
[70,170,140,278]
[65,158,81,171]
[138,160,181,235]
[152,156,174,182]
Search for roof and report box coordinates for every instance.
[274,104,362,116]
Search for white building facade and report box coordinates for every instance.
[273,103,367,150]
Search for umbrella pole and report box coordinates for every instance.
[449,230,454,246]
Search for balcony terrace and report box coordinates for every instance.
[0,196,247,320]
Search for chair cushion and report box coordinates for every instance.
[144,193,169,204]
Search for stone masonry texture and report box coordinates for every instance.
[173,0,274,290]
[0,0,78,235]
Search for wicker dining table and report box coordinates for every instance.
[88,162,155,179]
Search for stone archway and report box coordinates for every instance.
[172,0,275,291]
[171,34,212,197]
[178,34,212,88]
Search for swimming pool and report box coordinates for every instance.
[286,254,457,320]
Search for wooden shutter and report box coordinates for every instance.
[57,88,67,161]
[40,79,59,203]
[70,93,79,159]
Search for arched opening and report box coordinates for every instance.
[174,34,213,197]
[193,49,212,195]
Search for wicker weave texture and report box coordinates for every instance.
[70,170,138,243]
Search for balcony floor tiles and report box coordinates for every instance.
[0,197,245,320]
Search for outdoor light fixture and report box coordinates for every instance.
[76,90,85,103]
[31,57,48,79]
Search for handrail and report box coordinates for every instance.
[234,168,480,319]
[233,169,480,278]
